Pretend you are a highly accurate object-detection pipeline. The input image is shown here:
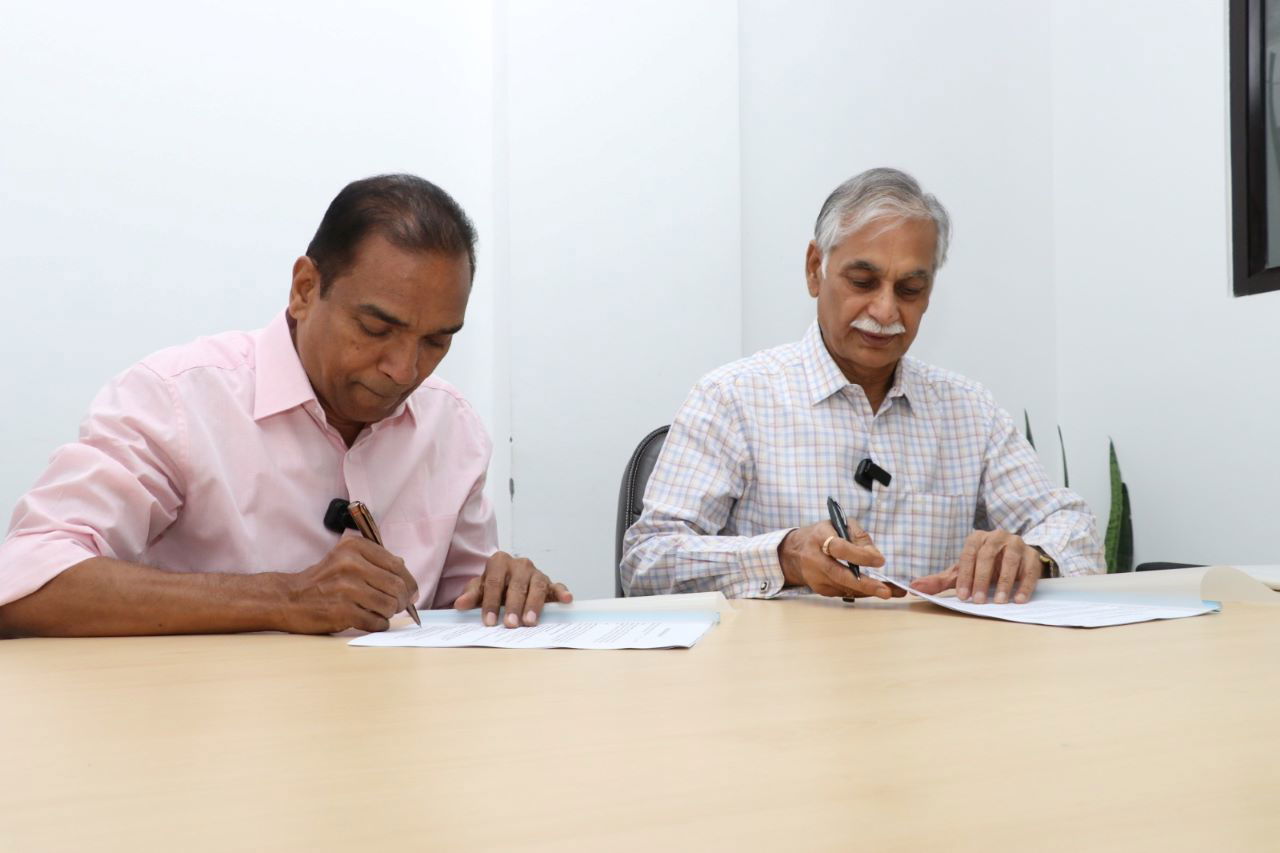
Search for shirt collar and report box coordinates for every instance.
[252,311,418,426]
[887,357,921,410]
[801,322,851,406]
[801,321,920,410]
[253,311,318,421]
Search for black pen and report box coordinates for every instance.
[826,496,861,580]
[348,501,421,627]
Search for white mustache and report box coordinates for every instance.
[850,316,906,336]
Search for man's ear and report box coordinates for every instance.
[289,256,322,320]
[805,241,823,298]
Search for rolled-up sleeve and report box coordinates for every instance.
[621,381,790,599]
[978,404,1104,576]
[0,365,186,606]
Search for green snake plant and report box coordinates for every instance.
[1023,412,1133,572]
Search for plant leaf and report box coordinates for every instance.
[1104,439,1123,573]
[1119,482,1134,572]
[1057,425,1069,489]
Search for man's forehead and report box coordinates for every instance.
[326,272,469,339]
[328,238,470,298]
[837,257,933,278]
[343,235,469,280]
[832,218,937,273]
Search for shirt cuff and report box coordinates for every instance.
[734,528,792,599]
[0,535,100,607]
[1022,534,1091,578]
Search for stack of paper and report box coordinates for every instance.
[874,565,1277,628]
[349,593,726,650]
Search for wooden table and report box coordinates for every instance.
[3,597,1278,851]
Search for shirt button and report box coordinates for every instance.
[760,581,768,592]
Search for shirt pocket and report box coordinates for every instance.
[873,491,975,578]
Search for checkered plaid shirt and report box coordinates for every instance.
[621,323,1104,598]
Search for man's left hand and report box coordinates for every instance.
[910,531,1044,604]
[453,551,573,627]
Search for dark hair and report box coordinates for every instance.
[306,173,477,294]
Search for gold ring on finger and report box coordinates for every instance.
[821,535,835,557]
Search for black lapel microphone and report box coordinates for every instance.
[323,498,356,534]
[855,458,892,491]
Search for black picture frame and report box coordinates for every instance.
[1232,0,1280,296]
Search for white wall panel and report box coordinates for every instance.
[503,0,742,597]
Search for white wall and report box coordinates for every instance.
[1052,0,1279,565]
[0,0,507,539]
[739,0,1060,471]
[503,0,743,597]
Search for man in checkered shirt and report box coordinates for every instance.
[621,168,1104,603]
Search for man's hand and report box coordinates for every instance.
[910,530,1043,604]
[280,537,419,633]
[777,520,901,599]
[453,551,572,627]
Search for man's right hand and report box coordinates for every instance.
[777,520,898,599]
[278,537,419,634]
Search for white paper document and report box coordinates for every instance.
[896,584,1219,627]
[349,608,719,650]
[869,565,1277,628]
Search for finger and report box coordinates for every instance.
[551,582,573,603]
[910,565,958,595]
[481,555,510,627]
[382,557,419,608]
[453,576,482,611]
[503,561,532,628]
[992,542,1023,604]
[349,606,391,634]
[809,573,856,598]
[345,538,420,604]
[352,559,411,611]
[970,537,1004,604]
[808,577,844,597]
[819,561,893,599]
[839,512,880,545]
[1014,548,1040,604]
[827,537,885,569]
[955,535,981,600]
[833,517,884,567]
[523,575,550,626]
[350,582,400,619]
[845,574,895,599]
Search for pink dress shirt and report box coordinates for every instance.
[0,311,497,609]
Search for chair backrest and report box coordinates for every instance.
[614,425,670,596]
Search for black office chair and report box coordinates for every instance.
[614,425,670,596]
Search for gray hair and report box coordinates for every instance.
[814,168,951,273]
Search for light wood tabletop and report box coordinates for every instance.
[3,596,1278,852]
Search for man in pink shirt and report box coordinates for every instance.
[0,174,570,637]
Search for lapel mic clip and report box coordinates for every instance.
[323,498,356,534]
[855,458,892,491]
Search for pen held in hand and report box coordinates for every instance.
[348,500,421,627]
[825,496,862,580]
